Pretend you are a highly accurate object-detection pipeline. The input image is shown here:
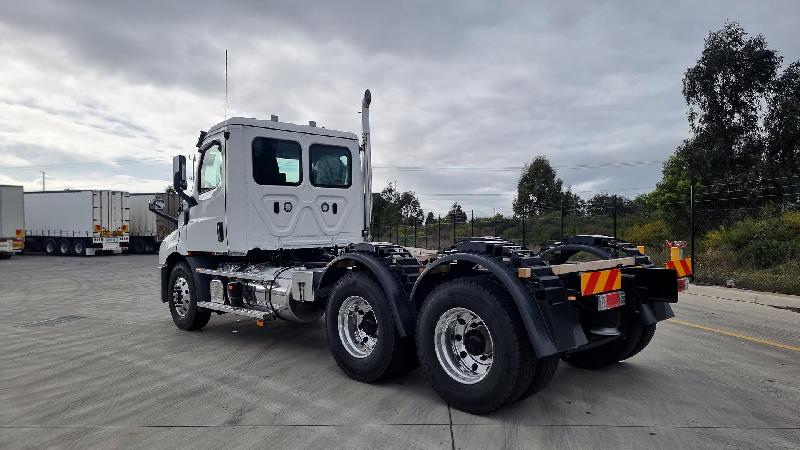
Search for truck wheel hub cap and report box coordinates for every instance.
[434,307,493,384]
[173,277,190,318]
[338,296,378,359]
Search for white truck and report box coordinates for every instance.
[154,90,680,414]
[0,185,25,258]
[129,192,179,254]
[25,190,130,255]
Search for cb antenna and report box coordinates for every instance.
[224,49,228,121]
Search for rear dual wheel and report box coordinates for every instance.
[415,277,558,414]
[561,319,656,369]
[325,272,417,382]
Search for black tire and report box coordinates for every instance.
[44,239,58,255]
[516,354,560,401]
[624,323,656,360]
[416,277,538,414]
[325,271,416,383]
[58,239,71,256]
[0,252,12,259]
[168,262,211,331]
[72,239,86,256]
[561,316,645,369]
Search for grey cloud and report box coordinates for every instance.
[1,0,799,214]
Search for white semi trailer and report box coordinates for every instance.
[0,185,25,258]
[154,90,680,414]
[129,192,179,254]
[25,190,130,255]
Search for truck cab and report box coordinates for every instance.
[163,117,366,257]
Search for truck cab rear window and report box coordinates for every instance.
[310,144,351,188]
[252,137,302,186]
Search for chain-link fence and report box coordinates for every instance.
[371,185,800,295]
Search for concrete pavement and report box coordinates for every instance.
[0,255,798,449]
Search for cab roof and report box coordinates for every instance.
[207,117,358,142]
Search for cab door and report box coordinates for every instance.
[187,137,227,252]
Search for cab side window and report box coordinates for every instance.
[252,137,302,186]
[198,144,223,194]
[310,144,351,188]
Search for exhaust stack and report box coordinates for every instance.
[361,89,373,241]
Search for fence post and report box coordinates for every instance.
[452,212,456,244]
[471,210,474,237]
[690,185,695,282]
[438,215,441,250]
[521,212,526,248]
[493,214,497,237]
[414,222,417,248]
[612,195,618,238]
[560,199,564,238]
[425,223,429,249]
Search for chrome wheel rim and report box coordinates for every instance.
[172,276,191,318]
[46,242,56,253]
[434,307,494,384]
[60,242,69,254]
[338,296,378,358]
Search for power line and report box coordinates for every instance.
[373,160,664,172]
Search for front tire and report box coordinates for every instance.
[325,272,416,382]
[416,277,539,414]
[168,262,211,331]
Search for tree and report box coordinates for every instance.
[680,21,781,188]
[513,156,564,215]
[425,211,435,226]
[447,202,467,223]
[371,183,425,225]
[585,194,633,217]
[764,61,800,185]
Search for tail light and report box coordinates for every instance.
[15,229,25,238]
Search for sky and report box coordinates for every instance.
[1,1,799,216]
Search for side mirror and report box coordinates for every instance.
[173,155,187,192]
[149,198,165,213]
[172,154,197,208]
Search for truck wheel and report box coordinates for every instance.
[58,239,72,256]
[561,317,646,369]
[0,252,11,259]
[624,323,656,360]
[168,262,211,331]
[325,272,416,383]
[44,239,57,255]
[516,354,560,401]
[72,239,86,256]
[416,277,537,414]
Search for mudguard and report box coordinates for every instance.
[319,252,416,338]
[410,253,588,358]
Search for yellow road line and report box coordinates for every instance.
[669,319,800,353]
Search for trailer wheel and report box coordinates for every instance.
[561,317,646,369]
[58,239,71,256]
[168,262,211,331]
[0,252,11,259]
[44,239,57,255]
[72,239,86,256]
[416,277,537,414]
[325,272,416,382]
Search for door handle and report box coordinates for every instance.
[216,222,224,242]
